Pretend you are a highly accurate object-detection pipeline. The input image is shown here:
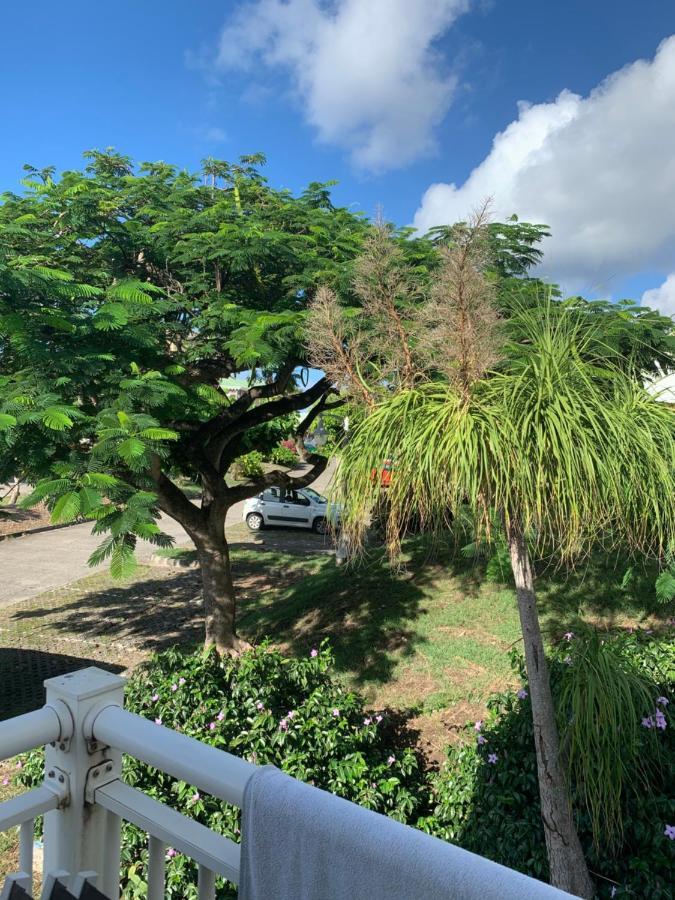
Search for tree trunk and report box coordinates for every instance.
[505,521,594,898]
[194,529,249,655]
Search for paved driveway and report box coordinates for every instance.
[0,462,336,607]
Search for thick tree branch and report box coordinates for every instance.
[294,393,345,459]
[224,453,329,505]
[214,376,333,475]
[200,359,298,444]
[149,454,205,536]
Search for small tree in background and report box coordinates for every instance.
[0,151,367,653]
[308,208,675,896]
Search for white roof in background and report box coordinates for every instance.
[646,372,675,403]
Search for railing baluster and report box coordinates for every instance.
[18,819,33,890]
[147,835,165,900]
[197,865,215,900]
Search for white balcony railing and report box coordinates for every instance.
[0,667,570,899]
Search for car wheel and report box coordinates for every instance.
[312,516,328,535]
[246,512,264,531]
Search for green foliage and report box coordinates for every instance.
[232,450,265,479]
[0,150,367,577]
[269,444,298,466]
[339,304,675,564]
[421,635,674,898]
[241,413,300,456]
[557,629,666,854]
[18,645,424,899]
[15,635,672,898]
[427,214,551,278]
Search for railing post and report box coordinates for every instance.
[43,667,126,899]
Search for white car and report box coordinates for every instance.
[243,486,339,535]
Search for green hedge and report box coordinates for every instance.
[16,633,674,898]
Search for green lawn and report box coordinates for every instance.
[1,531,671,758]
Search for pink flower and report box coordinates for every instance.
[387,755,395,766]
[15,761,22,770]
[310,649,318,658]
[190,792,200,803]
[179,677,186,686]
[517,688,528,700]
[209,722,216,731]
[563,632,574,641]
[332,708,340,717]
[154,717,162,725]
[2,778,9,786]
[375,715,383,723]
[287,710,296,719]
[477,735,487,745]
[279,718,289,731]
[487,753,498,764]
[363,717,372,725]
[151,693,159,702]
[664,824,675,840]
[217,711,225,721]
[166,848,178,859]
[474,720,483,732]
[171,683,178,692]
[656,696,669,706]
[256,701,265,711]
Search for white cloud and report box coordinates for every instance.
[413,36,675,289]
[216,0,469,171]
[642,273,675,318]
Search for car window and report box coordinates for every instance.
[262,488,281,502]
[284,489,310,506]
[303,488,326,503]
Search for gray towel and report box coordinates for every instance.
[239,765,577,900]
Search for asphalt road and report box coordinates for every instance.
[0,462,335,608]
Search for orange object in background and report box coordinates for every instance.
[370,459,393,487]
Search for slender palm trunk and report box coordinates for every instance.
[506,520,594,898]
[194,527,249,655]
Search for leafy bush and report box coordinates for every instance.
[231,450,264,479]
[240,414,300,456]
[420,634,675,898]
[14,631,673,898]
[14,645,424,898]
[269,444,298,466]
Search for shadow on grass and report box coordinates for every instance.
[7,534,482,694]
[535,553,674,639]
[0,647,124,720]
[8,535,670,717]
[240,539,484,688]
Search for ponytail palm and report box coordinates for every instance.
[337,310,675,897]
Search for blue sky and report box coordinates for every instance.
[2,1,675,307]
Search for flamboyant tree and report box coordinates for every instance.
[0,150,368,653]
[309,211,675,896]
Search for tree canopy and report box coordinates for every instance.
[0,150,368,650]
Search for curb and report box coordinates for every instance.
[0,519,83,543]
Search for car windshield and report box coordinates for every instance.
[302,488,326,503]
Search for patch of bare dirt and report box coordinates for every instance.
[410,700,488,766]
[0,502,53,537]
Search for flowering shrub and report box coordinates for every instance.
[419,633,675,898]
[269,444,298,466]
[20,644,415,898]
[14,631,673,898]
[231,450,264,479]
